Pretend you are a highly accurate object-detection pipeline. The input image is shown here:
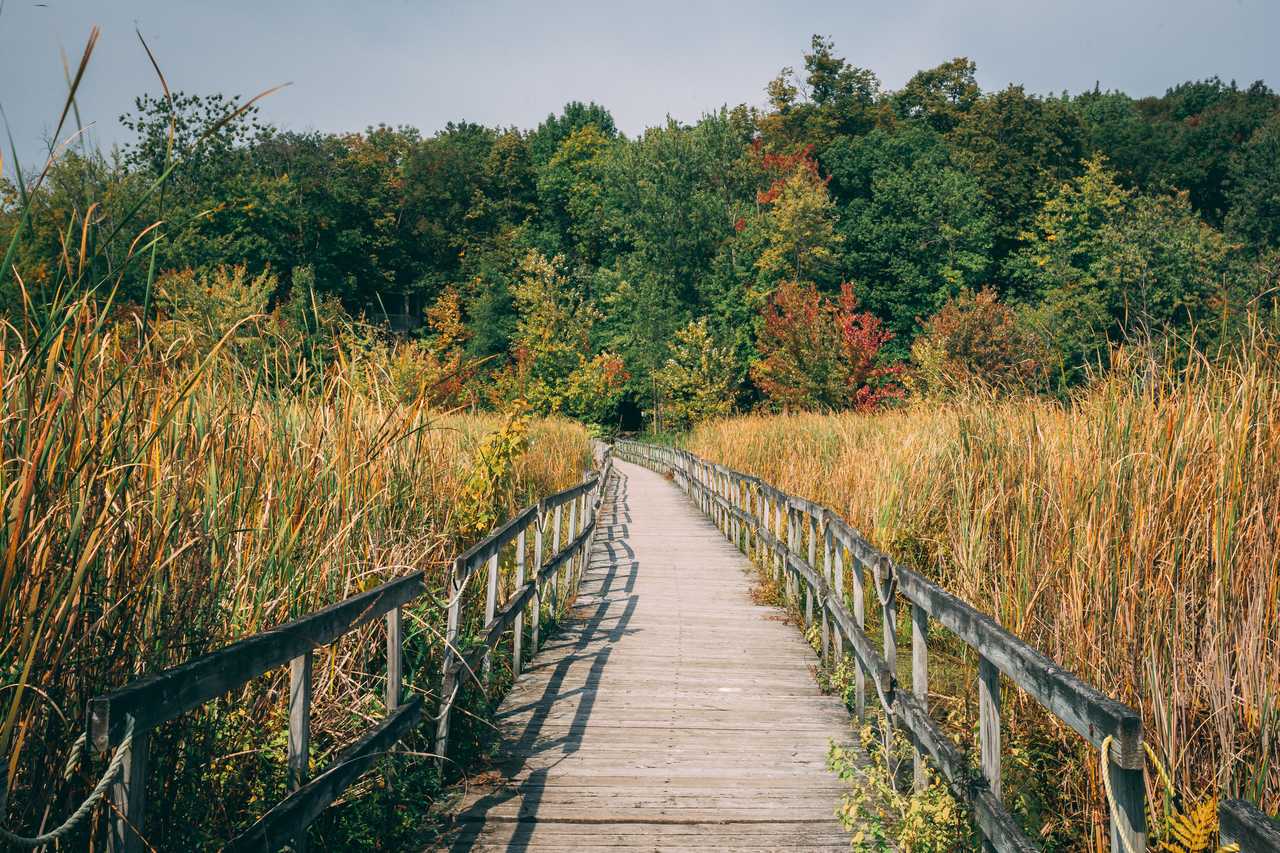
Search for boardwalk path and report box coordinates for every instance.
[451,459,853,851]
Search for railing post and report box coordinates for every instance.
[911,603,928,792]
[707,466,713,516]
[577,489,588,585]
[288,649,313,852]
[822,520,833,665]
[732,479,741,549]
[109,728,149,853]
[773,497,784,584]
[436,557,462,773]
[289,652,313,792]
[716,472,725,532]
[386,607,403,712]
[550,503,563,616]
[849,546,865,722]
[565,496,578,604]
[716,472,721,528]
[532,507,545,654]
[978,654,1001,803]
[483,550,499,687]
[876,554,898,787]
[1108,759,1148,853]
[876,555,897,673]
[514,527,527,677]
[786,506,797,605]
[805,512,817,629]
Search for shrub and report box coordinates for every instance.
[654,318,737,431]
[910,286,1050,398]
[751,280,901,412]
[155,264,357,385]
[381,287,478,408]
[492,251,627,423]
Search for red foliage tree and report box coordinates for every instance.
[753,142,827,205]
[751,281,902,412]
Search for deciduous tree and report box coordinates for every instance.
[751,280,898,411]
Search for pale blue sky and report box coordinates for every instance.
[2,0,1277,176]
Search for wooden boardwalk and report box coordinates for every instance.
[450,459,853,851]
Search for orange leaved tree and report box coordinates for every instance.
[750,280,901,411]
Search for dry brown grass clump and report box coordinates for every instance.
[0,297,589,845]
[688,344,1279,845]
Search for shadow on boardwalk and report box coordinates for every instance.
[448,470,640,850]
[445,461,852,852]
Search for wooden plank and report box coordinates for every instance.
[89,570,424,751]
[458,458,854,850]
[617,444,1073,853]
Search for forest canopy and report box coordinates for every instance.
[5,35,1278,428]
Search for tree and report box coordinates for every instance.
[593,112,757,415]
[654,318,737,431]
[909,287,1049,397]
[1011,155,1235,380]
[830,126,994,341]
[751,147,843,286]
[758,36,883,149]
[528,101,617,167]
[1144,78,1279,224]
[803,36,882,140]
[949,86,1086,268]
[536,125,613,263]
[120,91,270,192]
[893,58,980,133]
[402,122,495,304]
[751,281,898,411]
[1225,114,1280,250]
[1072,88,1165,189]
[496,251,626,424]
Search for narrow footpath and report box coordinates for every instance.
[449,459,854,852]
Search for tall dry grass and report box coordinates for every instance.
[0,294,589,845]
[2,32,589,842]
[688,342,1279,842]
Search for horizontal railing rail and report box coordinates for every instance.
[1220,798,1280,851]
[615,439,1156,853]
[88,446,613,853]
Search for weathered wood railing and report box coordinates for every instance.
[1221,798,1280,851]
[87,447,612,852]
[615,440,1151,853]
[435,448,613,766]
